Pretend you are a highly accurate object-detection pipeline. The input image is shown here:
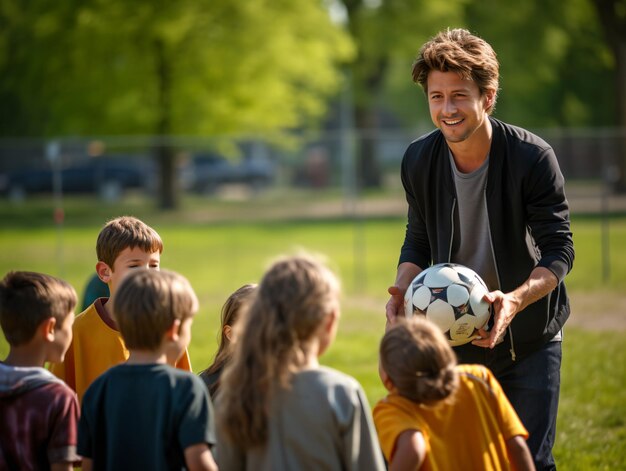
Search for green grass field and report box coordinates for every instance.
[0,195,624,468]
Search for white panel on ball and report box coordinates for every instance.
[412,285,432,311]
[446,283,470,307]
[423,266,459,288]
[426,299,455,332]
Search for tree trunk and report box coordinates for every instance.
[354,103,382,188]
[592,0,626,192]
[614,41,626,193]
[342,0,387,190]
[350,54,389,189]
[154,38,178,209]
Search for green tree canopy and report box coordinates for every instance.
[0,0,354,137]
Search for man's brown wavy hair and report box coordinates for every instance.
[412,28,500,114]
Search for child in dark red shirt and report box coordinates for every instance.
[0,271,80,470]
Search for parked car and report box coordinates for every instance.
[0,156,154,200]
[180,153,276,194]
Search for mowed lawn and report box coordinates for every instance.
[0,197,624,469]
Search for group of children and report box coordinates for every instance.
[0,215,534,470]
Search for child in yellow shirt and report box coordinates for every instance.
[374,317,534,471]
[50,216,191,402]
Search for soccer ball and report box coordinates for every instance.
[404,263,492,346]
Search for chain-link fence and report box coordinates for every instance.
[1,128,625,210]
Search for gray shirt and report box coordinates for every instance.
[449,150,499,291]
[216,366,385,471]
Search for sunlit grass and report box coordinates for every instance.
[0,197,625,469]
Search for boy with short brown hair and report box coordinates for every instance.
[50,216,191,402]
[78,269,216,470]
[0,271,80,470]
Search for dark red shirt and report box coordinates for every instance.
[0,370,80,470]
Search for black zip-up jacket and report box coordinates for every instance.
[399,117,575,361]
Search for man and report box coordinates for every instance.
[386,28,574,470]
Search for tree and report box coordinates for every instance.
[0,0,354,207]
[591,0,626,191]
[464,0,615,128]
[336,0,465,188]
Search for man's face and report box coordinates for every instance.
[426,70,494,144]
[101,246,161,296]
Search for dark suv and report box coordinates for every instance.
[180,154,276,194]
[0,156,153,200]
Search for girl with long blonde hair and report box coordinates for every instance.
[216,254,385,471]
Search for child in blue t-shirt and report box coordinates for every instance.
[77,269,216,471]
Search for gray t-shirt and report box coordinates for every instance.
[449,151,499,291]
[216,366,385,471]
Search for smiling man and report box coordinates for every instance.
[385,29,574,470]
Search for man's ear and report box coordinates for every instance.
[39,317,57,342]
[484,89,496,111]
[165,319,182,341]
[96,261,112,283]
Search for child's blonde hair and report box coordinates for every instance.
[380,316,459,404]
[113,269,198,350]
[0,271,77,346]
[96,216,163,268]
[218,254,340,447]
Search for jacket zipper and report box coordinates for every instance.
[448,198,456,262]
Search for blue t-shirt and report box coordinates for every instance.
[78,363,215,470]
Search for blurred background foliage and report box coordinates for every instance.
[0,0,624,203]
[0,0,354,136]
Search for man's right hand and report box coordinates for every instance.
[386,285,405,325]
[386,262,422,327]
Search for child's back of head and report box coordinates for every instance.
[113,268,198,352]
[380,317,459,404]
[0,271,77,352]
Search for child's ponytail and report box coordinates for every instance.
[380,317,459,404]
